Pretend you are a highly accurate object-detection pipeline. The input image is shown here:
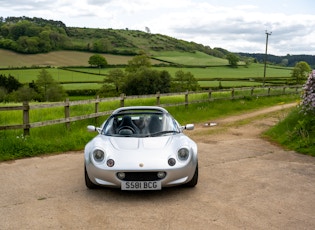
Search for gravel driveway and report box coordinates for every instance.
[1,103,315,229]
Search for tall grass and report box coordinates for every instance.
[0,94,299,161]
[0,88,300,126]
[264,108,315,156]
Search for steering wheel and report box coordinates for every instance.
[117,126,135,135]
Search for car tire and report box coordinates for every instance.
[85,166,98,189]
[185,164,198,187]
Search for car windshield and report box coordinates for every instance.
[101,111,181,137]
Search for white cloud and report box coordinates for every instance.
[0,0,315,55]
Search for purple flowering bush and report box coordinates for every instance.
[265,69,315,155]
[300,70,315,115]
[290,70,315,153]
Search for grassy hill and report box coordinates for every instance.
[0,17,313,68]
[0,17,227,58]
[0,49,164,68]
[0,17,296,91]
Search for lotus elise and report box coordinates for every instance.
[84,106,198,190]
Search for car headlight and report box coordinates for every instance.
[178,148,189,161]
[92,149,105,162]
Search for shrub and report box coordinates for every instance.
[300,70,315,115]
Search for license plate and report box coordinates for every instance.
[121,181,161,190]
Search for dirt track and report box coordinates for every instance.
[1,103,315,230]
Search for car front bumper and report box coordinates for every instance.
[85,159,197,188]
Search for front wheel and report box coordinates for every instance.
[185,164,198,187]
[85,166,98,189]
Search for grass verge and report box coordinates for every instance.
[263,108,315,156]
[0,94,300,161]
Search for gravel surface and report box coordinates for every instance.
[1,103,315,230]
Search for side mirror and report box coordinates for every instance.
[184,124,194,130]
[87,125,97,132]
[87,125,102,133]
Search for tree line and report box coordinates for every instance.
[238,52,315,68]
[0,17,70,53]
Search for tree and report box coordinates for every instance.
[122,68,171,95]
[105,69,125,93]
[226,53,239,68]
[172,70,199,92]
[145,27,151,33]
[0,74,22,93]
[0,87,7,102]
[35,69,66,101]
[39,30,52,52]
[125,53,151,73]
[17,36,40,53]
[291,61,311,84]
[159,70,172,93]
[11,85,38,102]
[88,54,108,68]
[93,38,112,52]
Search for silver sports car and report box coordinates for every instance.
[84,106,198,190]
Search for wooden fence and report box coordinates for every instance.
[0,85,301,136]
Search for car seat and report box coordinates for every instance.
[116,115,140,134]
[148,115,162,134]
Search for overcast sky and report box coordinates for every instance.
[1,0,315,56]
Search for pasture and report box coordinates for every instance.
[0,49,294,90]
[151,51,230,66]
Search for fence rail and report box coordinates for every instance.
[0,85,301,136]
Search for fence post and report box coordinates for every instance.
[23,101,30,136]
[156,92,160,106]
[185,91,189,108]
[208,89,212,100]
[95,95,99,124]
[65,98,70,130]
[231,88,235,99]
[268,87,271,96]
[251,87,254,96]
[120,93,125,107]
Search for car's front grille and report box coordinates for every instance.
[118,172,166,181]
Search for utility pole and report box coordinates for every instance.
[263,30,272,86]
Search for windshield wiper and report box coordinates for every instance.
[150,130,179,137]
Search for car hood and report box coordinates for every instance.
[85,134,197,170]
[109,136,172,150]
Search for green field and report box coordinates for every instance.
[0,49,139,68]
[0,68,105,83]
[152,51,230,66]
[0,49,294,89]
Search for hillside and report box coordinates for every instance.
[0,16,227,58]
[0,16,313,68]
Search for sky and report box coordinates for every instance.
[1,0,315,56]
